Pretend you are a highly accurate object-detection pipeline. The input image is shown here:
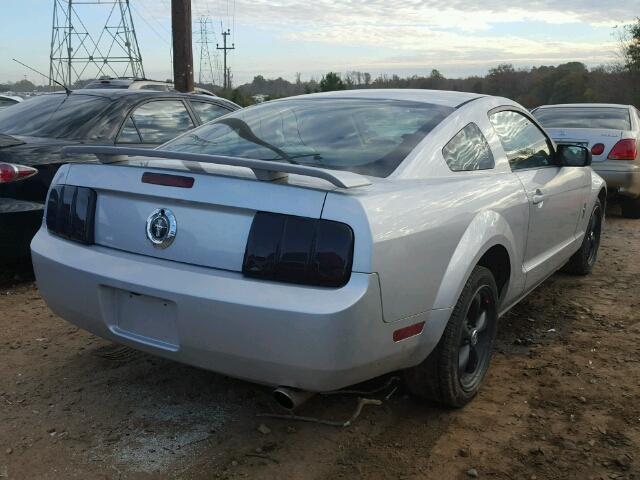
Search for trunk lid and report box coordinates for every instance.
[546,127,627,162]
[64,162,330,271]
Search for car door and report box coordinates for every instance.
[115,99,196,147]
[489,109,590,290]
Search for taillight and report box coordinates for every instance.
[46,185,97,244]
[607,139,637,160]
[0,163,38,183]
[591,143,605,156]
[243,212,354,288]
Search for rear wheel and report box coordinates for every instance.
[404,266,498,408]
[621,197,640,219]
[564,199,602,275]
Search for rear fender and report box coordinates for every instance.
[432,210,521,311]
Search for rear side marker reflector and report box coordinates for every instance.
[142,172,195,188]
[393,322,425,342]
[591,143,605,156]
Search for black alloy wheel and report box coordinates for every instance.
[404,266,499,408]
[564,199,603,275]
[458,285,497,392]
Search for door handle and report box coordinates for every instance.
[532,189,545,205]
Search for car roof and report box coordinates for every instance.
[40,89,239,108]
[536,103,632,110]
[84,78,217,96]
[275,89,485,108]
[66,89,218,100]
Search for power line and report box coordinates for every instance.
[131,1,175,78]
[136,0,172,36]
[130,3,171,46]
[232,0,236,43]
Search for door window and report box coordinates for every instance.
[489,110,553,170]
[191,101,231,123]
[442,123,494,171]
[122,100,195,144]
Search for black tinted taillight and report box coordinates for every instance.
[243,212,354,288]
[46,185,96,244]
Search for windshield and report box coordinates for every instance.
[0,94,112,139]
[161,98,454,177]
[534,107,632,131]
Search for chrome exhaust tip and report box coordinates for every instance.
[273,387,315,410]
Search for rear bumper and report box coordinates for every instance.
[0,198,44,259]
[31,229,450,391]
[593,164,640,198]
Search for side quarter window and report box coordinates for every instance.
[489,110,553,171]
[117,117,142,143]
[442,123,495,171]
[191,101,232,123]
[119,100,195,145]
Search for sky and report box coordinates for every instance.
[0,0,636,86]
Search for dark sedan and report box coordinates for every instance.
[0,89,239,259]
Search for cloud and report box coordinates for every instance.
[191,0,633,78]
[284,24,618,64]
[197,0,636,31]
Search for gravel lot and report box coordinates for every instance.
[1,209,639,480]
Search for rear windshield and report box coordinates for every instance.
[161,98,454,177]
[0,94,111,139]
[534,107,632,130]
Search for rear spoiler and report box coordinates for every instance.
[62,146,371,189]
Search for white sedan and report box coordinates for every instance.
[0,94,22,111]
[533,103,640,218]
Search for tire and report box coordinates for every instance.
[404,266,498,408]
[621,197,640,219]
[564,199,603,275]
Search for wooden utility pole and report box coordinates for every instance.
[217,29,235,89]
[171,0,194,92]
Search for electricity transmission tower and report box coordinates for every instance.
[49,0,145,89]
[216,29,234,89]
[196,17,220,87]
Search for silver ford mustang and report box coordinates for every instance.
[31,89,605,408]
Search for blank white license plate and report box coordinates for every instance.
[114,290,178,349]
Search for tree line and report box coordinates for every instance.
[215,18,640,108]
[212,61,635,108]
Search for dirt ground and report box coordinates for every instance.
[1,208,639,480]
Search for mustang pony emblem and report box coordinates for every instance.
[146,208,177,249]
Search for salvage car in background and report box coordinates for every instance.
[0,94,23,111]
[83,77,217,97]
[32,90,605,408]
[533,104,640,218]
[0,89,238,258]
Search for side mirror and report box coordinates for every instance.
[557,144,592,167]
